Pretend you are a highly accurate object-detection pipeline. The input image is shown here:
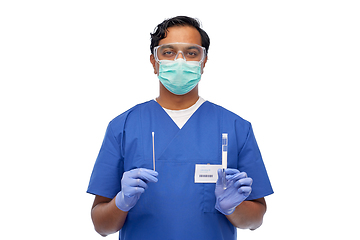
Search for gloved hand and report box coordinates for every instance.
[115,168,158,212]
[215,168,252,215]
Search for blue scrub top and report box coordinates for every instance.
[87,100,273,240]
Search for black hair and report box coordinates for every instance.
[150,16,210,55]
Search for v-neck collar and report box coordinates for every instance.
[151,99,207,130]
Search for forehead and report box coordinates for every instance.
[158,26,202,46]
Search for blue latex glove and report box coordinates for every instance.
[215,168,253,215]
[115,168,158,212]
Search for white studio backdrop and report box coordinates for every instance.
[1,1,359,239]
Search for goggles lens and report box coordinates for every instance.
[154,43,206,63]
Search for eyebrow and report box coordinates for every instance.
[160,44,176,49]
[160,45,200,51]
[187,46,201,51]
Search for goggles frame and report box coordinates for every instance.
[154,42,206,63]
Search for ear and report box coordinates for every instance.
[150,54,158,74]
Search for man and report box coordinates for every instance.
[87,16,273,240]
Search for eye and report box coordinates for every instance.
[185,50,200,59]
[163,51,175,56]
[160,48,176,58]
[187,51,198,57]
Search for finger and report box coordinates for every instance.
[238,186,252,195]
[139,168,159,177]
[137,168,159,183]
[124,185,146,196]
[127,168,158,177]
[226,172,247,181]
[126,178,149,189]
[216,168,224,184]
[224,168,240,176]
[127,168,158,183]
[234,177,253,188]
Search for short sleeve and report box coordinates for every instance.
[237,123,273,200]
[87,121,124,199]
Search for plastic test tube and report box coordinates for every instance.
[222,133,228,189]
[152,132,155,171]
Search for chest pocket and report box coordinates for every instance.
[201,182,220,213]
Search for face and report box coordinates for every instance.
[150,26,207,74]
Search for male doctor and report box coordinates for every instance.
[87,16,273,240]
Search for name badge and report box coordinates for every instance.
[194,164,222,183]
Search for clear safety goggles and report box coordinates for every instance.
[154,42,206,63]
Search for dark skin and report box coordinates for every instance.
[91,196,127,237]
[91,25,267,237]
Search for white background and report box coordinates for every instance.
[1,0,359,239]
